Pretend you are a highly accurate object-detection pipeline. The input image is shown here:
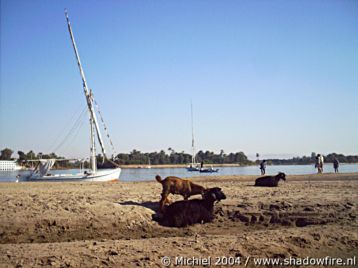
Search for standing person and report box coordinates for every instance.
[260,160,266,175]
[333,157,339,173]
[319,154,324,173]
[315,154,324,173]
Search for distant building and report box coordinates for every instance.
[0,160,22,171]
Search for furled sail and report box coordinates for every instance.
[30,159,56,177]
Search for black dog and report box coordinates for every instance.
[159,187,226,227]
[254,172,286,187]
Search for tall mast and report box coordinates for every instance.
[64,9,107,167]
[191,102,196,164]
[90,118,96,172]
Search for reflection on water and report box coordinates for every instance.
[1,164,358,182]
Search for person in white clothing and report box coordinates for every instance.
[315,154,324,173]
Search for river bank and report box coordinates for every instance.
[0,173,357,267]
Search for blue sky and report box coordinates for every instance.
[1,0,357,159]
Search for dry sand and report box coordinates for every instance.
[0,173,357,267]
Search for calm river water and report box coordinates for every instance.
[1,163,358,182]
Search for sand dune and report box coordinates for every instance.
[0,173,357,267]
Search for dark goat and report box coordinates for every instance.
[159,187,226,227]
[255,172,286,187]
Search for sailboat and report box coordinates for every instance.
[26,10,121,182]
[146,158,151,169]
[186,103,201,171]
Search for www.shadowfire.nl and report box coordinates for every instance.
[251,256,356,266]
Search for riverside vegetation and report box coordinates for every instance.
[1,148,358,168]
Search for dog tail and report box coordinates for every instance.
[155,175,162,183]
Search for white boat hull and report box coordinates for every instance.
[26,168,121,182]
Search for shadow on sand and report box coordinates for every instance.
[118,201,159,213]
[118,201,164,223]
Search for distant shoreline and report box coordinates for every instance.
[119,163,243,169]
[18,162,358,171]
[118,162,358,169]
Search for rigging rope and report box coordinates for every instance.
[62,115,86,154]
[91,92,117,160]
[48,104,86,152]
[52,106,88,154]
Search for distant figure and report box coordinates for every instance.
[333,157,339,173]
[260,160,266,175]
[200,161,204,168]
[315,154,324,173]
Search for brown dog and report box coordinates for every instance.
[155,175,206,212]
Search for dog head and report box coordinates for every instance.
[204,187,226,202]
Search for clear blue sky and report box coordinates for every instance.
[1,0,357,159]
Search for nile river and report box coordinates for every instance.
[1,163,358,182]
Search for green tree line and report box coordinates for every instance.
[113,149,251,165]
[1,148,358,166]
[0,148,63,162]
[268,152,358,165]
[0,148,73,168]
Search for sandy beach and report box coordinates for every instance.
[0,173,357,267]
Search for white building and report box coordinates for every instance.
[0,160,22,171]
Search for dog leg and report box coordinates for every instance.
[165,196,172,205]
[160,192,169,212]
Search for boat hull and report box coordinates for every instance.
[26,168,121,182]
[186,167,201,171]
[199,168,219,173]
